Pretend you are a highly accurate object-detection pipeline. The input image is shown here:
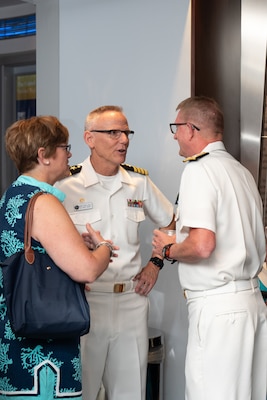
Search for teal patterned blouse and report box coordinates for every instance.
[0,177,82,400]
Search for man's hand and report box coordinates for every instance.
[133,262,160,296]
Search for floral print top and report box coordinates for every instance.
[0,177,82,399]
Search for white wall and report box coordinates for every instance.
[36,0,191,399]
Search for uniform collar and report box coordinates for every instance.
[81,158,99,187]
[119,165,136,185]
[83,157,134,187]
[202,141,226,153]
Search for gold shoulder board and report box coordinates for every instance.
[121,163,149,175]
[183,152,209,163]
[69,165,82,175]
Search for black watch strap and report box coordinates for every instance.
[150,257,164,270]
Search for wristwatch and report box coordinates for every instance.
[162,243,174,262]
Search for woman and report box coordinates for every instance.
[0,116,115,399]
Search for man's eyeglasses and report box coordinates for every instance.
[169,123,200,134]
[57,144,72,152]
[90,129,134,140]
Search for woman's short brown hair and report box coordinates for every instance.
[5,115,69,174]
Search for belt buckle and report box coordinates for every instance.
[113,283,125,293]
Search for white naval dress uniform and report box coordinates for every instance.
[56,158,173,400]
[176,141,267,400]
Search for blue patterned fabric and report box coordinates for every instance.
[0,178,82,399]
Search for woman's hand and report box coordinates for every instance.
[82,223,119,259]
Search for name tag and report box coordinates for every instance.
[74,202,93,211]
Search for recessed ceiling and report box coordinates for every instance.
[0,0,28,7]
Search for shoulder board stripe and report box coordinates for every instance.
[69,165,82,175]
[121,163,148,175]
[183,152,209,163]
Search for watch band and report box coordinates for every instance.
[162,243,174,262]
[149,257,164,270]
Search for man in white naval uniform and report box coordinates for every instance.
[152,96,267,400]
[56,105,175,400]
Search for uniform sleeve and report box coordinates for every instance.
[142,176,174,226]
[179,163,217,233]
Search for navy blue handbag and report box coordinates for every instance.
[1,192,90,339]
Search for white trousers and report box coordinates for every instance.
[81,291,149,400]
[185,287,267,400]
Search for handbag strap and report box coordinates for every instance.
[24,191,44,264]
